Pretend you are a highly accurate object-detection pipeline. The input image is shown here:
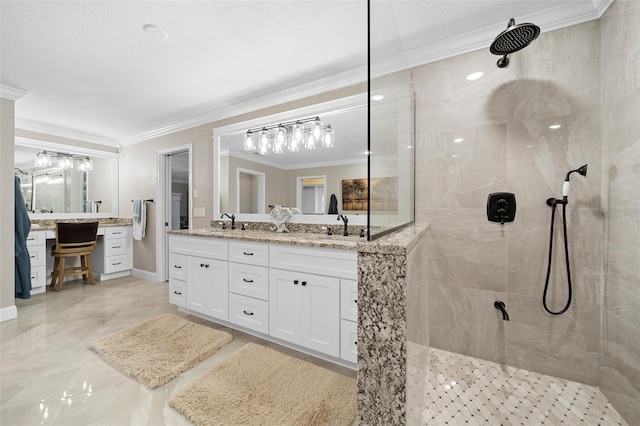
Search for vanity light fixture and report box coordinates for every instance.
[57,154,74,170]
[35,151,51,168]
[77,157,93,172]
[34,150,93,172]
[244,116,335,155]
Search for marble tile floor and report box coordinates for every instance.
[0,276,355,426]
[2,276,628,426]
[423,348,628,426]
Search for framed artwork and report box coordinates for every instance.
[342,177,397,211]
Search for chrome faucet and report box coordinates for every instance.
[220,213,235,230]
[337,214,349,236]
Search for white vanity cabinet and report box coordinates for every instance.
[94,226,133,280]
[168,233,358,366]
[168,235,229,321]
[227,241,270,334]
[26,231,47,295]
[269,245,357,359]
[340,279,358,363]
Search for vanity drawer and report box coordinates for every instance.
[169,253,186,280]
[103,255,131,274]
[340,319,357,363]
[229,293,269,335]
[340,279,358,322]
[104,227,130,240]
[269,244,357,280]
[169,278,186,308]
[26,231,46,246]
[28,244,46,267]
[30,265,46,290]
[229,241,268,267]
[228,262,269,301]
[169,235,228,260]
[104,238,130,257]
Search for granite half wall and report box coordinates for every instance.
[357,224,430,425]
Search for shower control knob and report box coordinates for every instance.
[487,192,516,225]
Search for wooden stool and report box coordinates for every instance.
[50,222,99,292]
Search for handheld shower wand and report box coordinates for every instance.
[543,164,588,315]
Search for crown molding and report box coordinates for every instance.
[15,118,121,148]
[125,66,367,146]
[226,150,366,171]
[0,84,28,101]
[404,0,614,69]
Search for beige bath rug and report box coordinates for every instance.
[169,343,357,425]
[89,313,233,389]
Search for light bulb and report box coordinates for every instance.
[258,129,270,155]
[311,117,324,143]
[35,151,51,168]
[323,125,334,148]
[244,131,255,151]
[305,131,316,150]
[290,122,303,152]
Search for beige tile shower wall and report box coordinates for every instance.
[599,0,640,424]
[414,20,604,385]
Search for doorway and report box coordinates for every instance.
[297,175,326,214]
[156,145,192,283]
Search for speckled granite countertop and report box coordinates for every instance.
[30,218,133,231]
[168,222,430,254]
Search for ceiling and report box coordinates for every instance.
[1,0,610,147]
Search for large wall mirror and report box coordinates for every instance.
[14,138,119,218]
[213,94,368,226]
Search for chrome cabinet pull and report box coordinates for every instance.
[243,310,254,316]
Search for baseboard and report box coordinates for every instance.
[131,268,158,282]
[0,305,17,322]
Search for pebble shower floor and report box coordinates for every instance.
[423,349,628,426]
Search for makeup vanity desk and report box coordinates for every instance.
[26,219,134,295]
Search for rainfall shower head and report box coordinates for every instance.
[490,18,540,68]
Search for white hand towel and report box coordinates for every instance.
[133,199,146,240]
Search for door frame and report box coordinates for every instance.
[296,175,327,213]
[235,167,265,214]
[156,144,193,283]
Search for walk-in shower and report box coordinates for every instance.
[543,164,588,315]
[490,18,541,68]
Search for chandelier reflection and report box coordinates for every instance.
[244,116,335,156]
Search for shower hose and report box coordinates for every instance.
[543,200,572,315]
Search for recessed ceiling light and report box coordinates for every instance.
[549,124,562,130]
[465,72,484,81]
[143,24,168,40]
[525,144,535,149]
[453,138,464,143]
[371,94,385,101]
[364,150,371,155]
[451,154,459,158]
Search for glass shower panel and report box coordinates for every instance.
[367,1,415,240]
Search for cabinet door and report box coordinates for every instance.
[186,256,228,320]
[269,269,301,345]
[300,274,340,357]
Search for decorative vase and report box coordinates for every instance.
[270,206,292,233]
